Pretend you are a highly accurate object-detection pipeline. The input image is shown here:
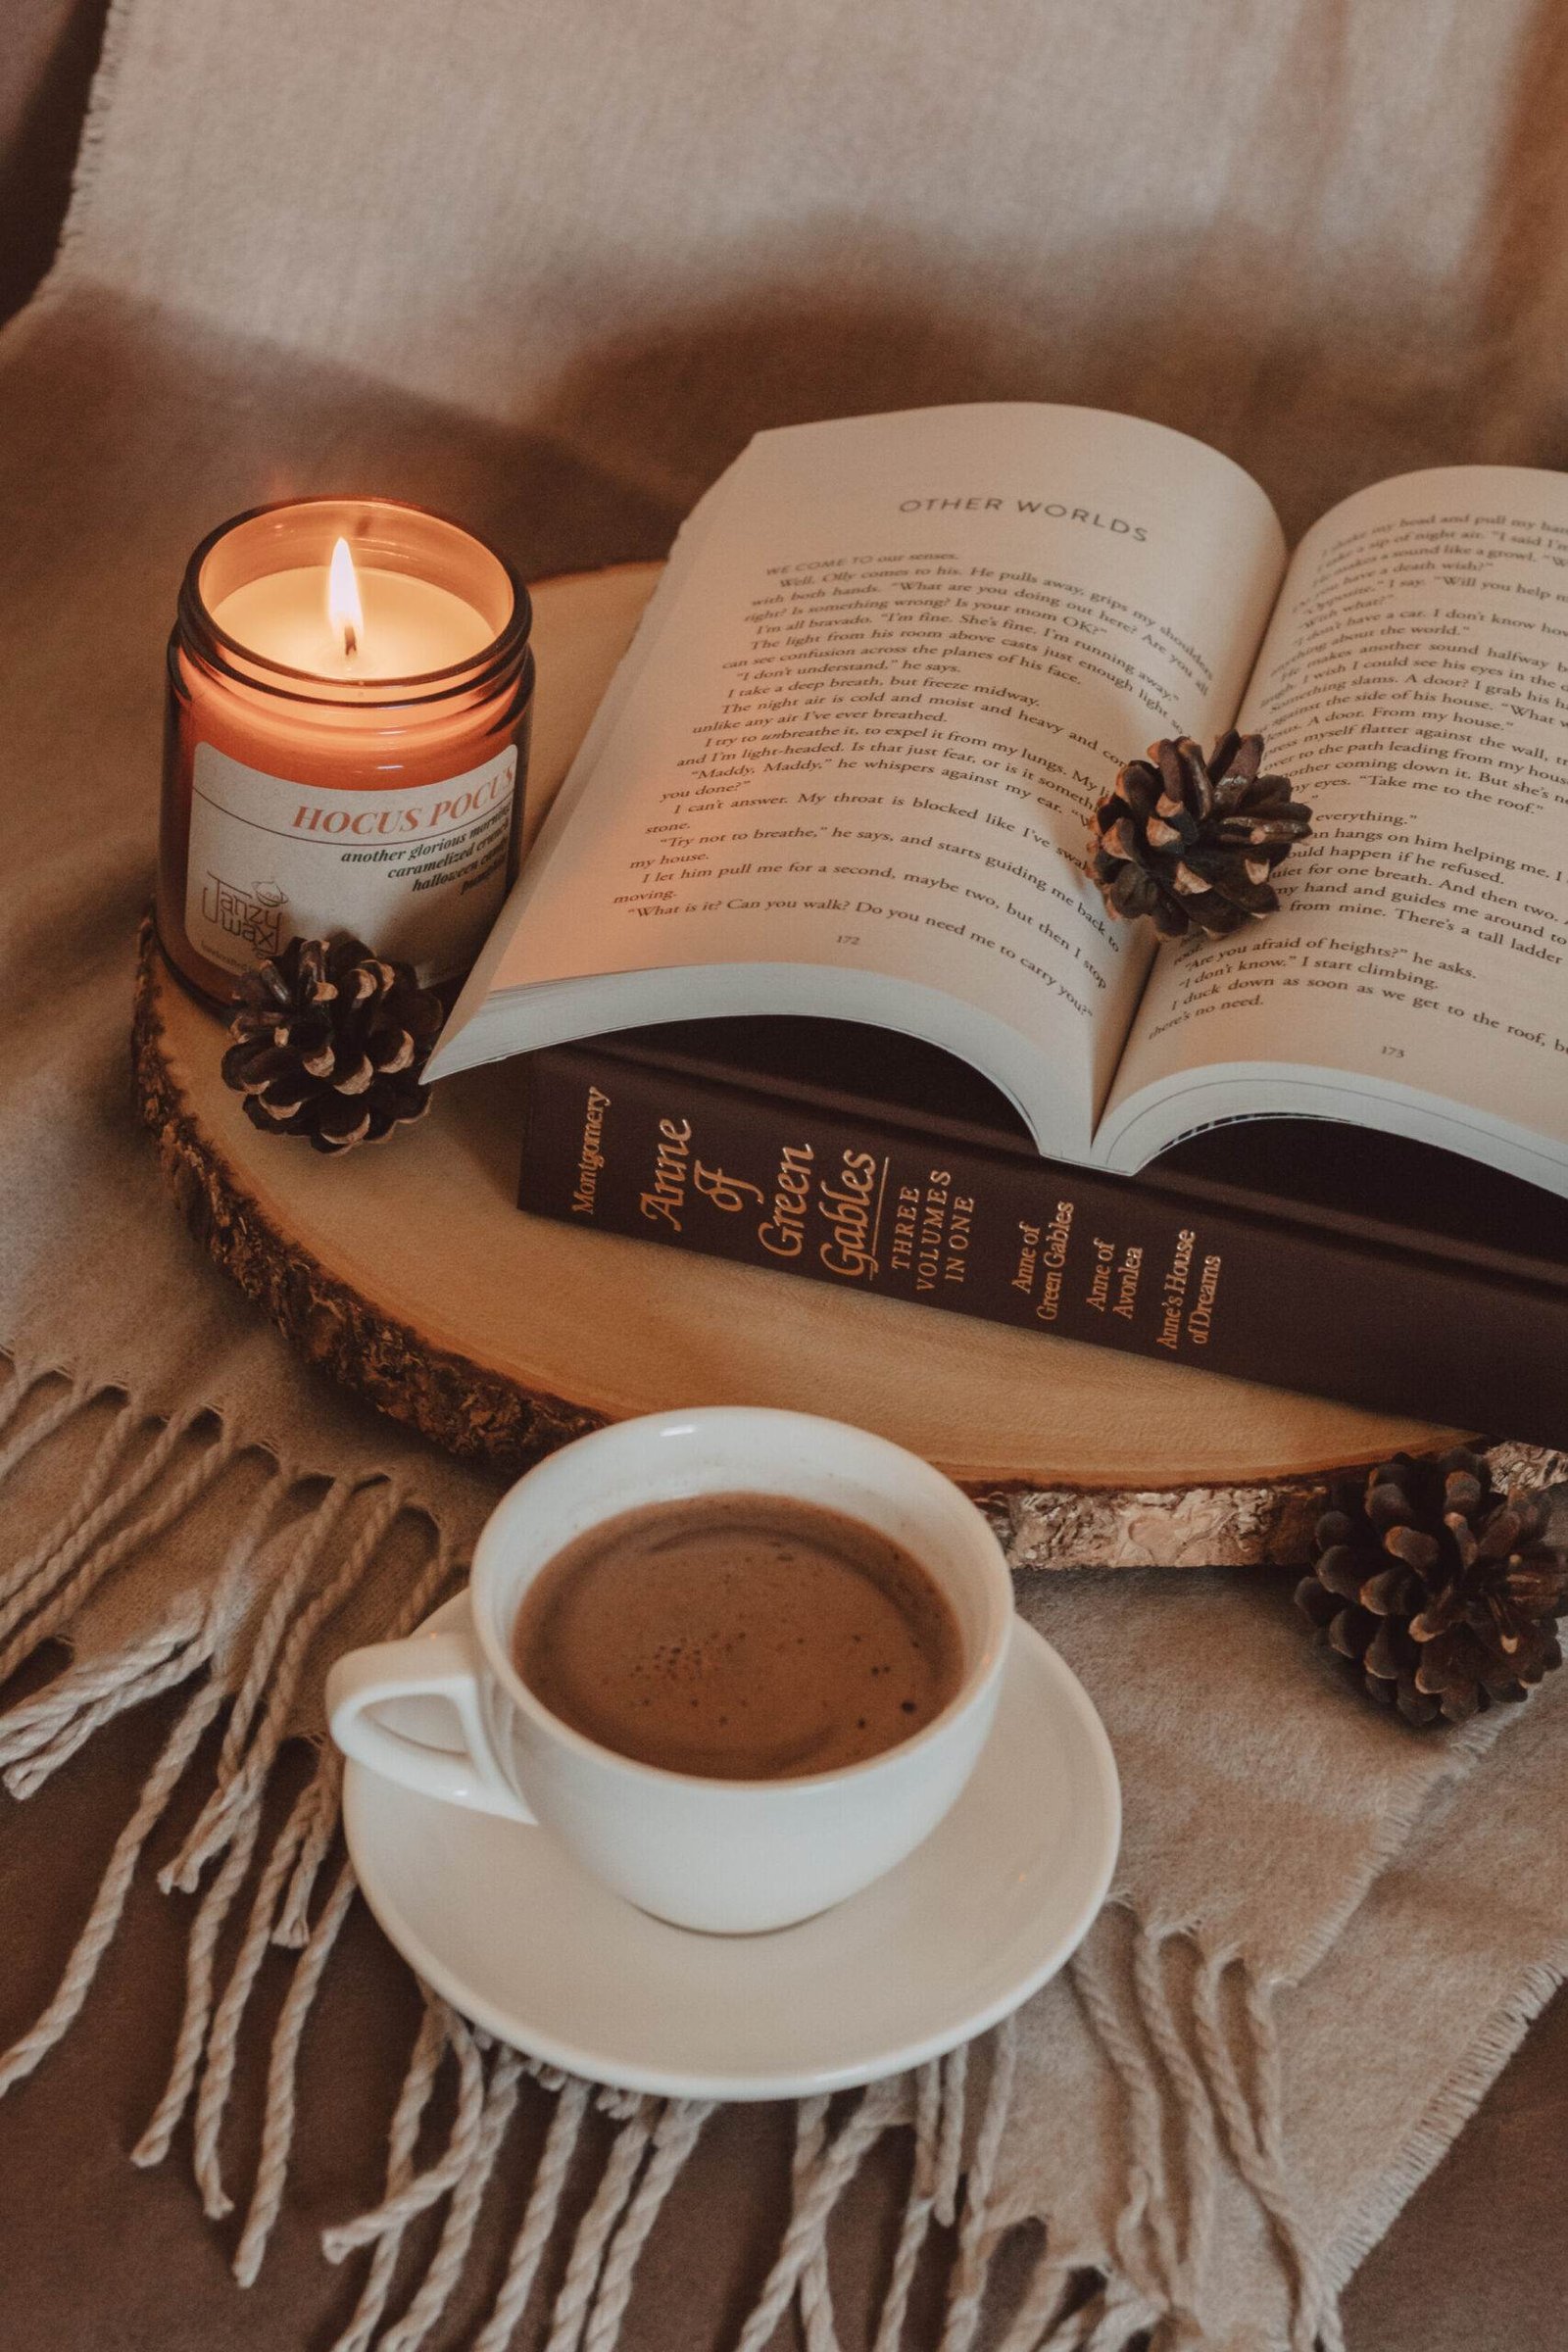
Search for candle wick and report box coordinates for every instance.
[342,622,359,660]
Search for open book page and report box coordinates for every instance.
[1098,466,1568,1198]
[430,404,1285,1153]
[454,466,738,1003]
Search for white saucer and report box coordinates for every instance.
[343,1596,1119,2101]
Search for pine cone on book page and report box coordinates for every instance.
[220,935,445,1154]
[1088,732,1311,939]
[1296,1450,1568,1727]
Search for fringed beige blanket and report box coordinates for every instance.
[2,1371,1565,2350]
[7,1,1568,2342]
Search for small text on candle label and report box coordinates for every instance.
[185,741,518,984]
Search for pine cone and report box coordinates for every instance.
[220,935,445,1154]
[1089,732,1311,939]
[1296,1451,1568,1726]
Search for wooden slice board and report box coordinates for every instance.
[133,564,1475,1568]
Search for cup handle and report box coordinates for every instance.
[326,1630,535,1823]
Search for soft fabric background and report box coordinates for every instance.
[4,2,1568,2346]
[0,0,105,319]
[47,0,1568,545]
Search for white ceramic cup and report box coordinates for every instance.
[326,1406,1013,1934]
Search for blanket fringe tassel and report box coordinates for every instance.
[1060,1908,1344,2352]
[0,1361,1341,2351]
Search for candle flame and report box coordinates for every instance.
[328,537,365,660]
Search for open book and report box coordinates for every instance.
[429,404,1568,1200]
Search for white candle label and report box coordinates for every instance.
[185,741,518,984]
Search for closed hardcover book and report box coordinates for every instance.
[517,1017,1568,1446]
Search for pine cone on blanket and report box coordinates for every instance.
[220,935,444,1154]
[1088,732,1311,939]
[1296,1450,1568,1727]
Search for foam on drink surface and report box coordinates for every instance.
[513,1492,962,1779]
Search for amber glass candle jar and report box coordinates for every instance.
[158,496,533,1006]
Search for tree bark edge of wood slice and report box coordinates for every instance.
[132,920,604,1470]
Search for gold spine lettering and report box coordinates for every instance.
[818,1151,880,1280]
[569,1085,612,1216]
[639,1115,692,1232]
[1156,1227,1197,1350]
[1111,1244,1144,1320]
[1037,1199,1074,1322]
[694,1160,765,1213]
[1187,1253,1222,1346]
[758,1141,815,1257]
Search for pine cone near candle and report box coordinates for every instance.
[1089,732,1311,939]
[1296,1450,1568,1726]
[220,935,445,1154]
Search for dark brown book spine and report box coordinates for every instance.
[518,1045,1568,1443]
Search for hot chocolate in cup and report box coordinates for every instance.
[326,1407,1014,1934]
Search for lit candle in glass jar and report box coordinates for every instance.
[158,497,533,1006]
